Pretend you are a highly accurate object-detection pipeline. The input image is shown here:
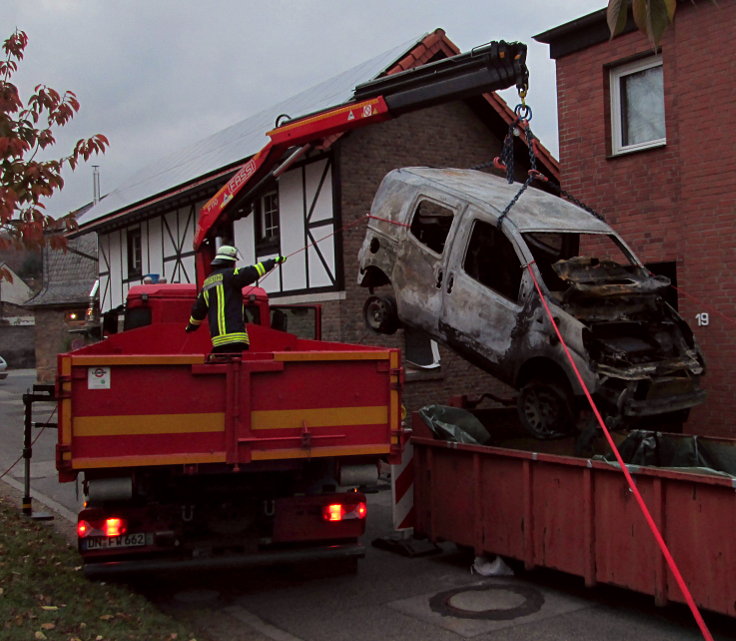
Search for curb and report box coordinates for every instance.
[0,475,76,523]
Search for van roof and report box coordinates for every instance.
[391,167,612,234]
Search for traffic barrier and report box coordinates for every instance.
[391,437,414,531]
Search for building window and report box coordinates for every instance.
[610,55,665,155]
[256,189,280,253]
[127,227,142,278]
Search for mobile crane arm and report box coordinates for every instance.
[193,40,528,277]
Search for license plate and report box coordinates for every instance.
[83,532,147,551]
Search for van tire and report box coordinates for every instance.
[517,377,576,439]
[363,295,399,334]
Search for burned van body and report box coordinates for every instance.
[357,168,705,438]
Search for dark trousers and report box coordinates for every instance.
[212,342,249,354]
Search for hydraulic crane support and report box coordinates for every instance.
[193,41,528,278]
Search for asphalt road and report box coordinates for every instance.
[1,369,734,641]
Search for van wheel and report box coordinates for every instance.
[363,295,399,334]
[517,377,575,439]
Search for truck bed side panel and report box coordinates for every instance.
[58,348,400,474]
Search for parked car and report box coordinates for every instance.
[0,355,7,380]
[357,167,706,438]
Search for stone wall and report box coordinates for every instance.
[33,309,89,383]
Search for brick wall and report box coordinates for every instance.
[33,310,89,383]
[553,1,736,437]
[327,101,517,417]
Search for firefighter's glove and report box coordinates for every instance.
[275,255,287,264]
[185,323,197,333]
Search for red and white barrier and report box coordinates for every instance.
[391,439,414,531]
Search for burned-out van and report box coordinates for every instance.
[357,168,705,438]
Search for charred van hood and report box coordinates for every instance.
[553,257,670,297]
[550,257,671,323]
[548,258,704,378]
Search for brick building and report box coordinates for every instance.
[25,234,98,382]
[73,30,558,416]
[536,2,736,437]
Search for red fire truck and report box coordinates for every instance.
[57,284,401,576]
[56,41,530,576]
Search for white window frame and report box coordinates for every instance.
[260,190,279,242]
[610,55,665,156]
[126,227,142,279]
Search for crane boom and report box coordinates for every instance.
[194,40,528,276]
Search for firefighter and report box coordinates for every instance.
[185,245,286,352]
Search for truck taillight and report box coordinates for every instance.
[322,502,367,522]
[104,518,127,537]
[78,517,128,538]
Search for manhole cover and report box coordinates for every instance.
[429,583,544,620]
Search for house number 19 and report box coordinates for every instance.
[695,312,710,327]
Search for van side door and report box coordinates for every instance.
[439,212,525,377]
[392,195,463,338]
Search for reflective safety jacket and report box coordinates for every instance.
[188,259,276,349]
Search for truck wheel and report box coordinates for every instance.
[517,377,575,439]
[363,294,399,334]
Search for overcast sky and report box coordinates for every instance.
[1,0,606,218]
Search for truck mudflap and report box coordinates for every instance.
[82,542,365,579]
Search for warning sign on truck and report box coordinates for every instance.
[88,366,110,389]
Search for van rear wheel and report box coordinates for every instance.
[517,377,576,439]
[363,295,399,334]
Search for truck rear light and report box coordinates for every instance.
[323,504,344,522]
[322,502,367,522]
[104,518,127,537]
[77,520,92,538]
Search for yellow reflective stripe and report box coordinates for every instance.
[189,317,202,325]
[216,283,226,336]
[251,405,387,430]
[74,413,225,436]
[211,332,249,346]
[72,452,227,469]
[203,290,210,305]
[255,262,266,277]
[71,355,205,366]
[251,445,391,461]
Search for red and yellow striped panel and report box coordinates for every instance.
[70,412,227,469]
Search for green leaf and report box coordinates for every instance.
[664,0,677,21]
[608,0,680,47]
[607,0,632,37]
[630,0,676,48]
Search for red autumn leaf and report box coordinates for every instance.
[0,28,108,252]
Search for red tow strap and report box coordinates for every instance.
[526,261,714,641]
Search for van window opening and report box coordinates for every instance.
[522,232,637,292]
[410,200,454,254]
[463,219,522,301]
